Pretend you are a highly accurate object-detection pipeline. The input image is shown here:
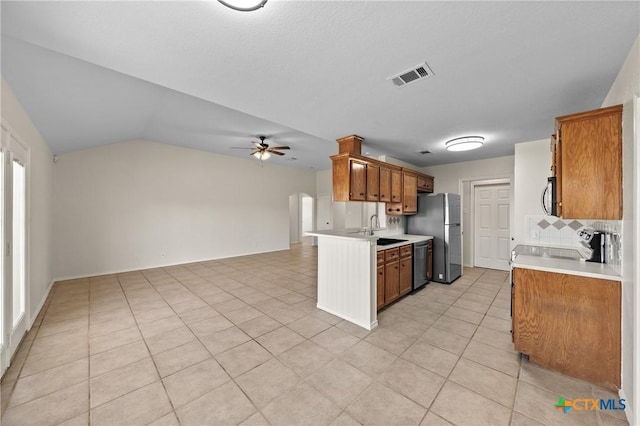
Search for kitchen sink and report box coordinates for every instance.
[376,238,409,246]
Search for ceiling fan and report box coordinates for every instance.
[232,136,290,160]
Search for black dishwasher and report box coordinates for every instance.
[412,241,429,290]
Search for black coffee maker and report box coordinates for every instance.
[578,229,607,263]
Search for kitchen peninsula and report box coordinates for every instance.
[307,229,433,330]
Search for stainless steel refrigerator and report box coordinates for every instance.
[406,193,462,284]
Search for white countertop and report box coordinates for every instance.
[306,229,432,250]
[511,254,621,281]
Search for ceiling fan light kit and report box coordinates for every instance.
[218,0,267,12]
[252,150,271,160]
[445,136,485,152]
[232,135,290,161]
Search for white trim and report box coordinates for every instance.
[467,177,512,268]
[29,279,54,329]
[52,245,299,282]
[0,120,32,373]
[619,388,633,426]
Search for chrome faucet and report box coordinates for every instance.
[368,214,380,235]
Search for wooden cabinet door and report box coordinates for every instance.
[512,268,620,390]
[384,260,400,303]
[399,252,412,296]
[366,163,380,202]
[555,105,622,220]
[391,169,402,203]
[379,166,392,202]
[376,265,385,309]
[402,171,417,214]
[349,159,367,201]
[417,174,434,193]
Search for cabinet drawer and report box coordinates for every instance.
[377,251,385,266]
[385,248,399,262]
[400,245,412,258]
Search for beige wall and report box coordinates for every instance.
[513,139,551,243]
[601,33,639,423]
[422,155,515,195]
[423,155,515,266]
[53,139,317,279]
[1,78,54,326]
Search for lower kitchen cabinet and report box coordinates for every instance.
[384,248,400,304]
[376,252,385,310]
[512,267,621,390]
[399,245,413,296]
[377,243,413,310]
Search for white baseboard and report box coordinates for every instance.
[618,388,634,426]
[29,279,55,329]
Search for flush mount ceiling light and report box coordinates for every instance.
[445,136,485,152]
[218,0,267,11]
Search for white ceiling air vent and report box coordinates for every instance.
[389,62,434,88]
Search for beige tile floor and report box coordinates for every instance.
[0,243,628,426]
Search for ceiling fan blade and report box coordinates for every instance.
[268,146,290,150]
[267,150,285,156]
[252,141,263,148]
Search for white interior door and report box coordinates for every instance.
[474,183,511,271]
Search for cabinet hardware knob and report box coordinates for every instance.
[360,192,364,196]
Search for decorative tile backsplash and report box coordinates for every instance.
[526,216,587,247]
[525,215,622,270]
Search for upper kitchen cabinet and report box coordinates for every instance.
[331,135,433,213]
[366,162,380,202]
[552,105,623,220]
[379,165,392,202]
[332,153,400,202]
[332,154,366,201]
[387,170,418,215]
[416,173,434,193]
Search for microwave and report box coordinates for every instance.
[542,177,557,216]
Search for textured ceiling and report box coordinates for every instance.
[1,1,638,170]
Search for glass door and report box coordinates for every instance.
[0,124,29,377]
[11,156,26,353]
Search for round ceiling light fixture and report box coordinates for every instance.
[218,0,267,11]
[445,136,485,152]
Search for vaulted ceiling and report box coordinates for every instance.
[1,1,638,170]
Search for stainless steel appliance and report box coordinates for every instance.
[406,193,461,284]
[578,229,607,263]
[541,176,557,216]
[412,240,429,290]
